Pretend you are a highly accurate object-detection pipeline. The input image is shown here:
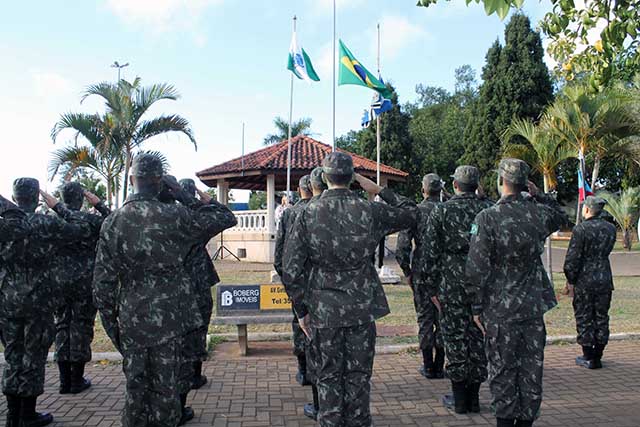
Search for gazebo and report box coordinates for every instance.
[196,135,408,262]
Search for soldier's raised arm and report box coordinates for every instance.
[39,190,93,241]
[0,194,29,241]
[528,182,568,236]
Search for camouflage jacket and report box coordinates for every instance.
[0,203,29,242]
[563,214,616,293]
[273,198,311,277]
[93,193,237,352]
[54,202,111,296]
[0,203,92,318]
[395,196,441,278]
[282,188,416,328]
[466,192,568,322]
[415,193,493,300]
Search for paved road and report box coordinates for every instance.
[3,340,639,426]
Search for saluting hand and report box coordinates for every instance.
[431,296,442,313]
[197,188,212,204]
[84,190,101,207]
[299,314,312,340]
[473,315,486,336]
[527,181,539,196]
[39,190,59,209]
[355,173,383,195]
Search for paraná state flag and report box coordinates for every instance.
[338,39,392,99]
[287,32,320,82]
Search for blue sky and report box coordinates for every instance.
[0,0,552,201]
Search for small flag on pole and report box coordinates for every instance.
[361,92,393,127]
[338,40,392,99]
[287,31,320,82]
[578,168,594,202]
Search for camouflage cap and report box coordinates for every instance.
[309,167,327,189]
[498,158,530,185]
[13,177,40,198]
[584,195,607,209]
[451,165,480,185]
[322,152,354,176]
[131,153,164,177]
[298,175,312,193]
[422,173,442,191]
[179,178,197,196]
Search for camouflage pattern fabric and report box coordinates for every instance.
[122,339,182,427]
[396,196,443,352]
[274,197,311,356]
[0,199,29,240]
[310,322,376,427]
[54,202,111,363]
[415,193,493,384]
[573,288,612,347]
[466,192,568,420]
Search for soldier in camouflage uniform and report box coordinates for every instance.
[283,152,416,427]
[93,154,237,427]
[0,194,28,241]
[397,173,445,379]
[274,175,313,386]
[466,159,568,427]
[2,179,92,427]
[53,182,111,395]
[563,196,616,370]
[416,166,493,414]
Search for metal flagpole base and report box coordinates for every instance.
[212,245,240,262]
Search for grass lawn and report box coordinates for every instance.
[552,239,640,252]
[63,268,640,353]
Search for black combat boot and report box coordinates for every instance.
[591,344,605,369]
[442,380,467,414]
[497,418,515,427]
[466,382,481,413]
[70,362,91,394]
[191,361,208,389]
[19,396,53,427]
[303,384,319,421]
[515,419,534,427]
[418,348,435,378]
[575,345,594,369]
[5,394,20,427]
[178,393,194,426]
[296,354,310,386]
[57,362,72,394]
[433,347,446,379]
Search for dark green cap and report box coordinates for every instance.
[310,167,327,190]
[584,196,607,209]
[179,178,197,196]
[422,173,442,191]
[131,153,164,178]
[322,152,354,176]
[451,166,480,185]
[298,175,312,193]
[498,158,530,185]
[13,177,40,198]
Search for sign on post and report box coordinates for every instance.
[216,284,292,315]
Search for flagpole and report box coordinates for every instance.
[241,122,245,176]
[286,16,296,201]
[376,22,381,187]
[332,0,336,151]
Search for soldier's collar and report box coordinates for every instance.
[496,193,524,205]
[124,192,157,205]
[451,192,476,200]
[322,188,351,198]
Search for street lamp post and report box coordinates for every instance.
[110,61,129,82]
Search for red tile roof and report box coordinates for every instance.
[196,135,408,179]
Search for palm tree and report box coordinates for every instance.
[502,117,575,279]
[77,78,196,202]
[600,187,640,250]
[263,116,313,145]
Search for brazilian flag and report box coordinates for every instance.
[338,40,392,99]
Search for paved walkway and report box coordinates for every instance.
[2,340,639,426]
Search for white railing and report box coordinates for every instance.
[230,210,269,231]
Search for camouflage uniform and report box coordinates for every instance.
[466,159,568,424]
[52,182,111,394]
[1,178,92,427]
[397,174,444,376]
[283,153,416,427]
[93,155,237,427]
[564,196,616,367]
[274,175,312,380]
[416,166,493,412]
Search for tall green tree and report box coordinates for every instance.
[601,187,640,250]
[462,14,554,192]
[263,117,313,145]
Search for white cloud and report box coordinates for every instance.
[105,0,223,41]
[375,16,427,61]
[31,70,72,98]
[316,42,335,82]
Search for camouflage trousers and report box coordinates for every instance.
[486,317,546,421]
[311,322,376,427]
[292,307,306,357]
[0,314,55,397]
[54,293,97,363]
[411,283,442,351]
[573,289,612,347]
[122,339,182,427]
[440,299,487,384]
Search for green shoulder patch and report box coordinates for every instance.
[470,223,478,235]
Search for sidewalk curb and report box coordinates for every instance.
[7,332,634,364]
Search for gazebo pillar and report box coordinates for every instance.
[266,174,276,234]
[216,179,229,205]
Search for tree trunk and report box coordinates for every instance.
[121,148,132,204]
[591,156,601,191]
[543,175,553,281]
[106,179,112,209]
[623,229,632,251]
